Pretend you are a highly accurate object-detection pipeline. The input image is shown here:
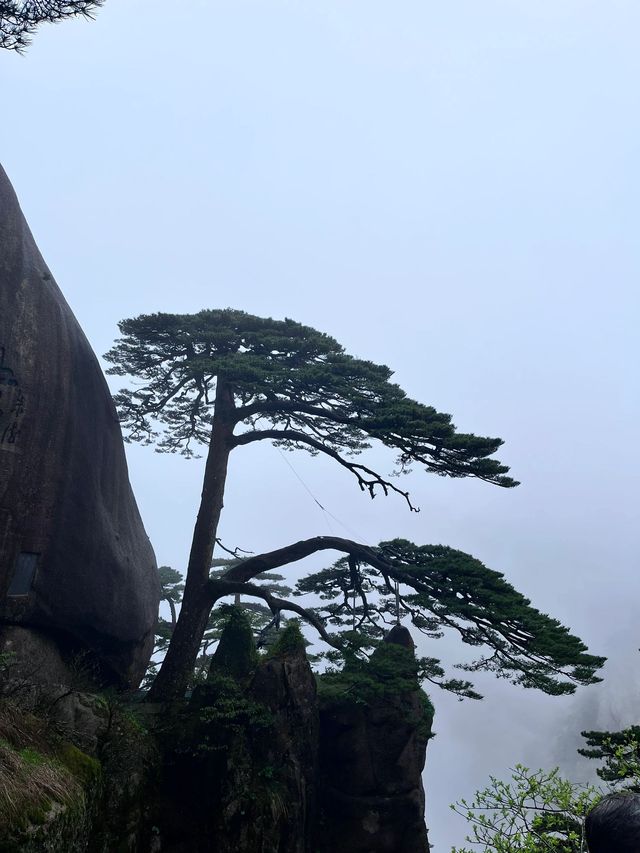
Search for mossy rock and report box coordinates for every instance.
[57,742,101,785]
[318,643,421,705]
[207,606,258,682]
[86,703,161,853]
[268,623,307,658]
[0,738,94,853]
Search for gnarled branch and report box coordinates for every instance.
[231,429,418,511]
[206,577,338,649]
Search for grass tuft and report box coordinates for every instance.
[0,739,79,831]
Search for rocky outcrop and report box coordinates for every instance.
[157,619,432,852]
[317,627,432,853]
[0,686,159,853]
[0,615,432,851]
[0,164,158,688]
[249,637,319,852]
[159,619,319,852]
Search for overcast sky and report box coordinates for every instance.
[2,1,640,847]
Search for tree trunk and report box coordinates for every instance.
[167,597,177,629]
[148,380,235,702]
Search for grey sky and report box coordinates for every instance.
[2,1,639,846]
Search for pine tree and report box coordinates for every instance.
[197,563,293,675]
[104,309,603,701]
[146,560,294,686]
[580,727,640,791]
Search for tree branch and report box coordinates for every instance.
[215,537,253,559]
[1,1,104,51]
[234,398,358,426]
[220,535,383,583]
[231,428,419,510]
[206,577,339,649]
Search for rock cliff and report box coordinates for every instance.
[0,164,158,687]
[0,615,432,850]
[156,617,431,851]
[318,626,432,852]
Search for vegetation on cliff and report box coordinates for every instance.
[0,696,99,851]
[0,652,158,853]
[451,724,640,851]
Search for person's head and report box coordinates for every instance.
[586,792,640,852]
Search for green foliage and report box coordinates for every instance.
[18,747,46,766]
[0,653,15,674]
[105,308,515,488]
[168,667,293,848]
[451,765,601,852]
[268,621,307,658]
[207,605,258,682]
[186,671,274,758]
[158,565,184,604]
[56,743,101,786]
[318,638,434,741]
[298,539,605,697]
[319,639,426,707]
[208,564,293,645]
[580,726,640,791]
[143,565,185,686]
[108,310,604,704]
[0,735,85,849]
[144,562,295,688]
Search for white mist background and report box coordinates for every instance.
[2,2,640,846]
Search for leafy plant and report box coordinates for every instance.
[451,765,601,852]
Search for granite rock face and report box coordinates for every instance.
[318,627,432,853]
[249,647,319,852]
[162,622,319,852]
[167,621,432,851]
[0,164,158,687]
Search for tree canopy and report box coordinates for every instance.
[105,308,517,505]
[0,1,103,51]
[144,536,604,700]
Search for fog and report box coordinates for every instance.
[2,2,639,846]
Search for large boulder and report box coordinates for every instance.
[0,164,158,688]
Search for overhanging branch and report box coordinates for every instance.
[232,428,419,510]
[1,1,104,51]
[220,535,382,583]
[215,535,601,690]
